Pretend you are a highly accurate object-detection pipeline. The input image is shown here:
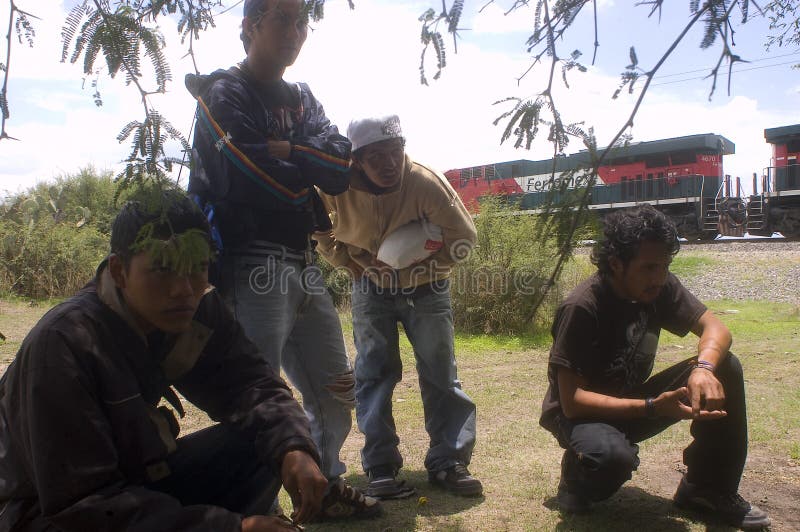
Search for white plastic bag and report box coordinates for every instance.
[377,220,443,269]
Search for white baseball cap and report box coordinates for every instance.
[347,114,404,152]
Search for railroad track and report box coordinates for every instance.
[577,236,797,248]
[681,236,795,245]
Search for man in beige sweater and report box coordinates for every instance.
[314,115,482,499]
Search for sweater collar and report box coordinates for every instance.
[96,258,148,342]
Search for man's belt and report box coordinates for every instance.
[228,240,315,265]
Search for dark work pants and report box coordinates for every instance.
[147,424,281,516]
[556,354,748,502]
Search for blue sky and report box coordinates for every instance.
[1,0,798,197]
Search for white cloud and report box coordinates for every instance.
[471,0,616,35]
[0,0,795,200]
[471,3,536,35]
[4,1,74,81]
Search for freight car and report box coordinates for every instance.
[445,125,800,240]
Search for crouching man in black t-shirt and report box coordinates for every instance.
[539,205,770,530]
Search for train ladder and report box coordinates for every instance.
[746,194,766,232]
[703,197,720,232]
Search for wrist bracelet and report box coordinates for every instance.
[694,360,715,373]
[645,397,657,418]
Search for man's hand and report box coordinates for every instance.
[241,515,303,532]
[345,260,365,279]
[267,140,292,161]
[281,450,327,524]
[364,256,394,281]
[653,386,727,421]
[686,367,726,417]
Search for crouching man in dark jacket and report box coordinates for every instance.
[0,188,326,531]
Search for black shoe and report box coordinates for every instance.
[365,465,416,500]
[428,463,483,497]
[556,480,590,514]
[317,478,383,520]
[556,450,591,514]
[673,476,771,530]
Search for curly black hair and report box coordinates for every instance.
[591,204,680,277]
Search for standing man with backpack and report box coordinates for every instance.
[186,0,380,520]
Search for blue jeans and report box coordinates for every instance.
[351,277,477,473]
[218,247,353,480]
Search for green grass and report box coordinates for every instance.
[454,331,550,354]
[667,255,718,278]
[0,298,60,365]
[659,299,800,456]
[309,298,798,531]
[318,297,800,531]
[2,293,798,531]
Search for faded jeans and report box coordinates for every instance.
[218,247,353,480]
[351,277,477,473]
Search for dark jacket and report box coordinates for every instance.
[186,67,351,250]
[0,264,318,531]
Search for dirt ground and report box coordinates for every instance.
[1,243,799,530]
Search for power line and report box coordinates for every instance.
[653,51,800,79]
[651,59,800,87]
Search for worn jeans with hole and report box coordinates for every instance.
[555,354,748,501]
[351,277,477,473]
[218,251,352,480]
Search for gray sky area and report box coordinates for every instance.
[1,0,798,197]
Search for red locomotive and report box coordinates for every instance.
[444,125,800,240]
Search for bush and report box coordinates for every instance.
[0,218,107,299]
[1,168,118,232]
[315,255,353,309]
[315,197,597,335]
[0,168,116,299]
[450,197,594,335]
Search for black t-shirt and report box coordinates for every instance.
[539,272,707,433]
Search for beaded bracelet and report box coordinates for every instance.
[694,360,716,373]
[644,397,657,418]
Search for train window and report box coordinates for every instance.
[621,176,632,200]
[788,140,800,154]
[670,152,696,165]
[472,167,484,179]
[511,164,521,177]
[645,155,669,168]
[486,166,496,179]
[460,168,472,187]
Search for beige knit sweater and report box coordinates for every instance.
[314,155,476,289]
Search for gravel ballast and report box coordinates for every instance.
[673,240,799,303]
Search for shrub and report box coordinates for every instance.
[0,168,116,299]
[450,197,594,334]
[315,255,353,309]
[0,218,107,299]
[315,197,597,335]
